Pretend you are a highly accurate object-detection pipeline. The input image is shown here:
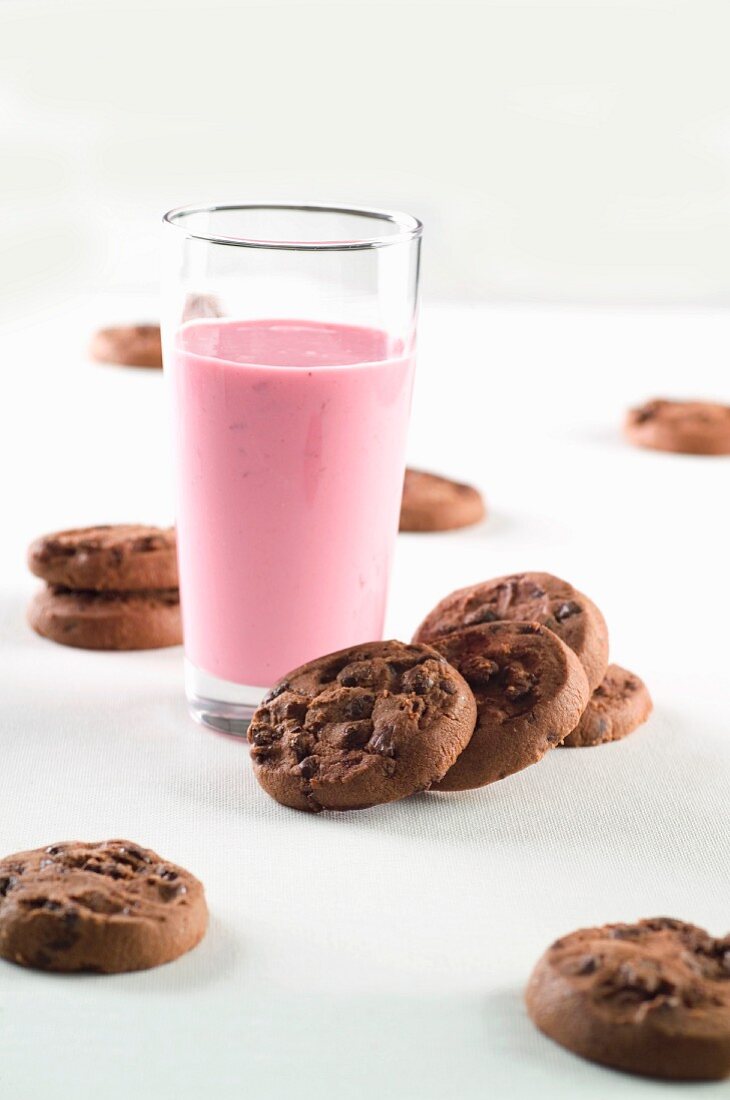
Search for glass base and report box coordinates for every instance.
[185,659,267,737]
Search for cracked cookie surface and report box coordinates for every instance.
[0,840,207,972]
[526,918,730,1080]
[625,398,730,456]
[247,640,477,812]
[429,621,590,790]
[414,571,608,692]
[561,664,652,747]
[28,525,178,592]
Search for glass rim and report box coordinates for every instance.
[162,202,422,252]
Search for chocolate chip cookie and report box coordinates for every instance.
[561,664,652,747]
[429,622,590,790]
[28,587,182,650]
[526,918,730,1080]
[625,398,730,456]
[90,324,163,369]
[399,468,486,532]
[248,640,477,812]
[414,572,609,692]
[0,840,207,973]
[28,525,178,592]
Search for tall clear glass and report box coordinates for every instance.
[162,204,422,735]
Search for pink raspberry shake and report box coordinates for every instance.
[171,318,415,688]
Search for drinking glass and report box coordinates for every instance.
[162,203,422,734]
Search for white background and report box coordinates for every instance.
[2,0,730,313]
[1,294,729,1097]
[2,0,730,1094]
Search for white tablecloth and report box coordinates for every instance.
[2,296,729,1098]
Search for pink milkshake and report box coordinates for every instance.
[172,318,415,690]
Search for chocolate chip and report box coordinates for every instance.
[504,665,535,700]
[0,875,16,897]
[555,601,581,623]
[251,726,280,747]
[250,744,275,763]
[460,655,499,686]
[401,666,436,695]
[369,724,397,758]
[610,925,641,940]
[643,917,686,933]
[343,694,374,720]
[337,661,387,689]
[71,891,123,915]
[290,732,315,761]
[47,909,81,951]
[340,722,373,750]
[118,845,151,865]
[158,880,186,902]
[577,955,598,975]
[280,699,306,722]
[464,606,498,626]
[614,961,678,1001]
[23,897,63,911]
[298,756,319,779]
[262,681,289,705]
[133,536,157,553]
[439,678,457,694]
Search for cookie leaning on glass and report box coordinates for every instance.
[27,525,182,650]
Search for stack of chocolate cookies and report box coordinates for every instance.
[247,571,652,812]
[27,525,182,650]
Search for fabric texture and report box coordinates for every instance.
[2,297,729,1098]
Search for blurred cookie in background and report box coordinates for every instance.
[90,324,163,369]
[625,398,730,456]
[400,468,486,532]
